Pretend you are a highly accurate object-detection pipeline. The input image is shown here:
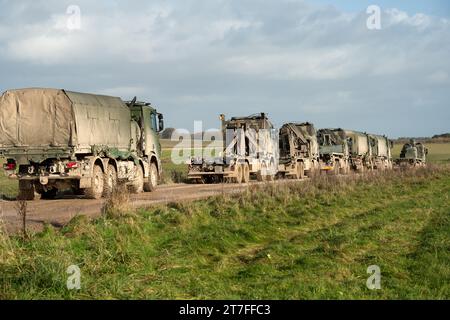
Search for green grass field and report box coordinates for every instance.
[1,166,449,299]
[392,143,450,163]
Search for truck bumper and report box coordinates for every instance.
[8,174,82,186]
[8,174,81,180]
[187,171,235,179]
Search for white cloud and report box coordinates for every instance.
[0,0,449,137]
[222,46,364,80]
[427,71,449,84]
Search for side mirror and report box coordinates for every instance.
[158,114,164,132]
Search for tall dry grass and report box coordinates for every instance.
[217,164,449,211]
[101,183,133,218]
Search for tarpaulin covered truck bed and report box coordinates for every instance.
[370,134,389,158]
[0,88,132,154]
[345,130,370,156]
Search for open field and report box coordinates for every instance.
[0,159,17,199]
[161,139,219,150]
[393,142,450,163]
[1,166,449,299]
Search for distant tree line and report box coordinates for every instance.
[432,133,450,139]
[396,133,450,144]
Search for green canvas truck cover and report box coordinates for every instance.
[369,134,389,158]
[280,123,319,157]
[345,130,370,156]
[0,88,132,153]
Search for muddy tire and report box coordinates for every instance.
[85,165,104,199]
[307,160,319,178]
[345,163,351,175]
[266,170,275,182]
[242,163,250,183]
[144,162,158,192]
[256,170,264,182]
[18,180,35,201]
[103,164,117,197]
[334,162,340,175]
[131,165,144,194]
[257,162,267,182]
[233,164,243,184]
[297,162,305,179]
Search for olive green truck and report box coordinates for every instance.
[0,88,164,200]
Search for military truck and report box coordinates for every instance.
[0,88,164,200]
[397,139,428,167]
[278,122,319,179]
[346,130,373,172]
[368,134,394,170]
[188,113,278,183]
[317,129,351,174]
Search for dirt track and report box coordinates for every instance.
[0,181,284,234]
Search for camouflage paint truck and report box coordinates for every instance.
[0,88,164,200]
[397,139,428,167]
[368,134,394,170]
[278,122,319,179]
[317,128,351,174]
[188,113,278,183]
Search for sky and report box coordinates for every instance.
[0,0,449,138]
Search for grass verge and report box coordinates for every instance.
[1,165,449,299]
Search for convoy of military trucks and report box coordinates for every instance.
[0,88,427,200]
[187,113,400,182]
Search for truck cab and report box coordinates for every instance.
[128,100,164,174]
[399,140,428,167]
[317,128,351,174]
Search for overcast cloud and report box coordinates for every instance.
[0,0,449,137]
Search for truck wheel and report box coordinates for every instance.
[257,162,267,182]
[256,170,264,182]
[345,163,351,175]
[18,181,35,201]
[296,162,305,179]
[266,163,275,181]
[306,164,315,178]
[144,163,158,192]
[334,162,340,175]
[103,164,117,197]
[85,165,104,199]
[233,164,243,184]
[242,163,250,183]
[131,165,144,194]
